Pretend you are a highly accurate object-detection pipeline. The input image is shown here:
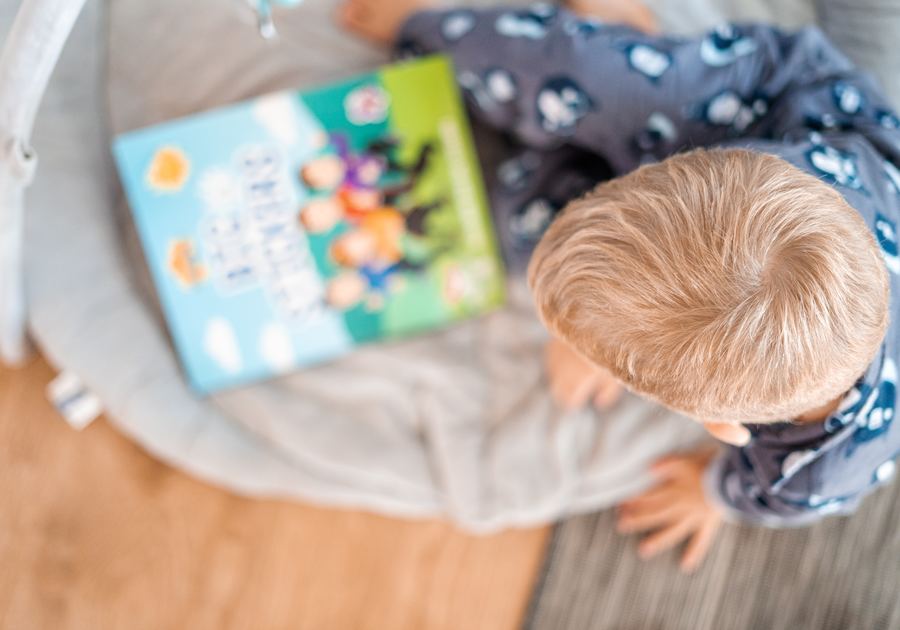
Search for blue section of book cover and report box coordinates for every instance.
[114,93,354,392]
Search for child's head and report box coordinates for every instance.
[529,149,890,424]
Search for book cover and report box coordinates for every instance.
[113,55,505,393]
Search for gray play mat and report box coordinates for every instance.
[20,0,899,530]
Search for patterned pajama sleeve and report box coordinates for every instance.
[704,345,900,527]
[399,4,900,526]
[703,137,900,525]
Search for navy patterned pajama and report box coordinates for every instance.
[397,3,900,526]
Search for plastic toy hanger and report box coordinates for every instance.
[247,0,304,39]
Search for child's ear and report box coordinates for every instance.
[703,422,751,446]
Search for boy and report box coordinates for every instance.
[338,0,900,571]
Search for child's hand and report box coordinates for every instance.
[617,449,722,573]
[545,337,623,411]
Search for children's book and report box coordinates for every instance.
[113,55,505,393]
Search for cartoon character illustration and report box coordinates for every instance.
[300,134,434,204]
[442,264,470,305]
[326,228,403,310]
[833,82,865,115]
[298,133,443,244]
[324,208,427,310]
[167,238,207,288]
[874,212,900,273]
[441,258,495,306]
[344,85,390,126]
[441,10,476,41]
[300,153,347,191]
[298,132,448,312]
[633,111,678,153]
[300,191,441,237]
[622,43,671,81]
[299,196,345,233]
[805,142,862,189]
[336,187,386,223]
[301,137,386,191]
[146,146,191,192]
[332,209,407,267]
[699,23,758,67]
[695,90,768,133]
[362,136,435,200]
[494,4,557,39]
[536,76,595,135]
[325,270,370,310]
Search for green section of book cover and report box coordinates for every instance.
[298,55,505,343]
[381,56,507,330]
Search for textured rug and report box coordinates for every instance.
[524,480,900,630]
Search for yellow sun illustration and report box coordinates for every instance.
[146,146,191,192]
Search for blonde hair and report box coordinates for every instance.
[528,149,890,423]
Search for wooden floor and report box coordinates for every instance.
[0,355,549,630]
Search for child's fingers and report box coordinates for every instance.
[617,502,683,533]
[649,456,694,480]
[593,379,622,410]
[637,517,696,559]
[679,516,720,573]
[549,368,600,410]
[619,485,673,513]
[550,377,594,410]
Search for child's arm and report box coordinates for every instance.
[703,432,881,527]
[545,335,623,410]
[619,427,897,570]
[398,6,898,172]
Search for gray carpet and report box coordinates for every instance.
[525,481,900,630]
